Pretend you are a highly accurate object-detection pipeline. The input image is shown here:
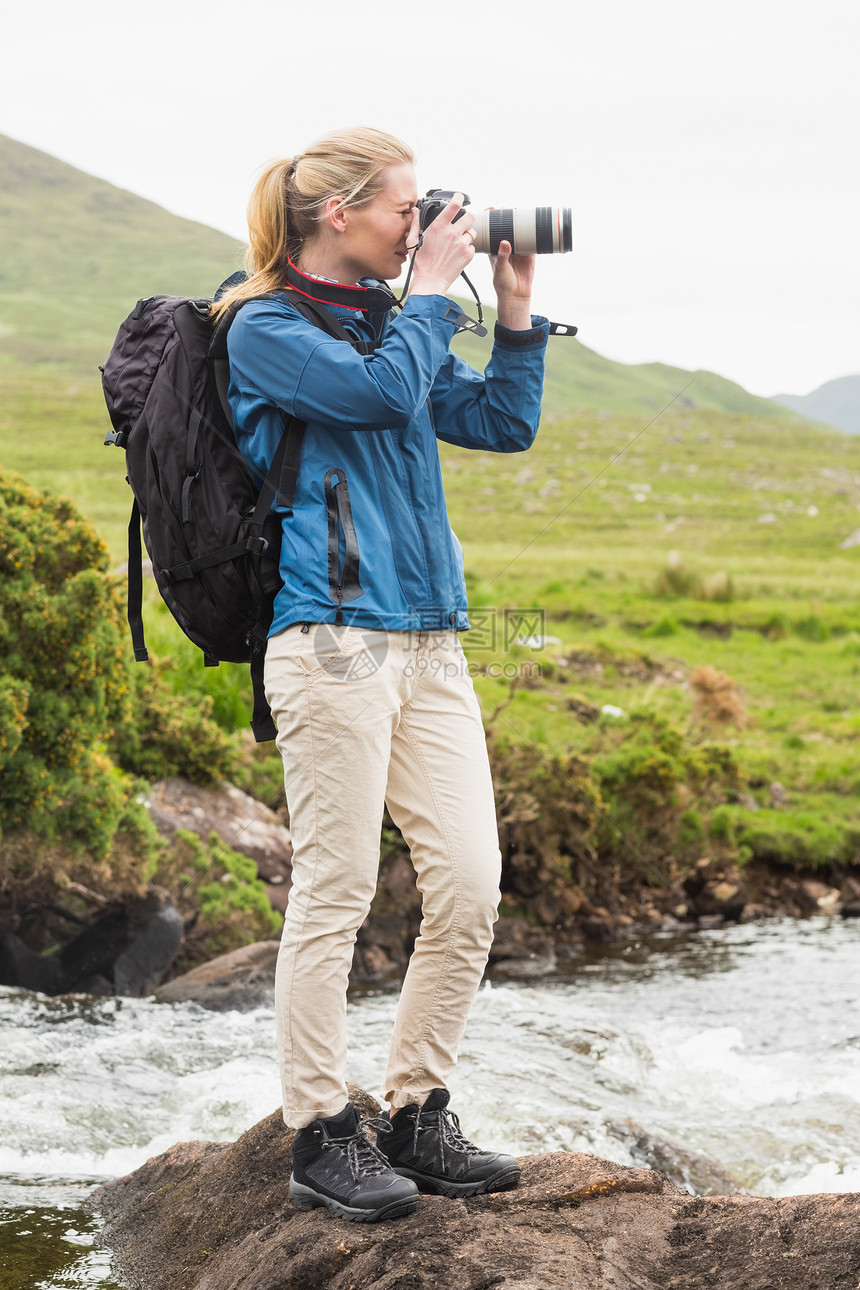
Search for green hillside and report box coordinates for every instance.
[452,312,801,421]
[0,134,247,538]
[0,132,244,369]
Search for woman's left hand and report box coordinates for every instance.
[490,241,536,330]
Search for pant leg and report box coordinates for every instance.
[264,623,401,1128]
[382,632,501,1108]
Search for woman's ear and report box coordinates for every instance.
[323,196,349,234]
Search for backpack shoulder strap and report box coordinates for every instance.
[209,290,377,516]
[208,289,371,428]
[285,293,376,350]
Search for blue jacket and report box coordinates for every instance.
[227,291,549,636]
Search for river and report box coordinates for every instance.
[2,916,859,1288]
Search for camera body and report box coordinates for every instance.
[417,190,572,255]
[417,189,471,230]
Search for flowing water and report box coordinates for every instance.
[2,916,859,1288]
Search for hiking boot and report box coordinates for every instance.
[378,1088,521,1198]
[290,1102,419,1222]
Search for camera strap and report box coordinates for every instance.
[397,231,487,337]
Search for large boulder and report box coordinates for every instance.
[0,889,183,996]
[146,778,293,911]
[87,1092,860,1290]
[154,940,279,1011]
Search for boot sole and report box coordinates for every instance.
[391,1164,522,1198]
[289,1179,419,1222]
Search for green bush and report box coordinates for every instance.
[0,471,131,852]
[794,614,830,643]
[490,737,603,901]
[709,804,736,844]
[154,830,281,970]
[642,614,679,638]
[485,716,749,919]
[763,612,791,641]
[111,656,235,785]
[592,713,743,862]
[0,469,235,906]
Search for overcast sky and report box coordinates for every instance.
[4,0,857,397]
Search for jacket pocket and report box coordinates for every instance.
[324,467,365,621]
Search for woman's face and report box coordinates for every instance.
[335,162,418,283]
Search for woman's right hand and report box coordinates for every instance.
[407,194,476,297]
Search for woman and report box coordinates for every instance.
[217,127,549,1222]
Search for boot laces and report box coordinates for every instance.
[322,1114,393,1181]
[412,1105,476,1174]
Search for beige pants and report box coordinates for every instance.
[264,623,502,1129]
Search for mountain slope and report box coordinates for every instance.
[0,133,243,370]
[452,318,798,421]
[1,131,801,422]
[773,375,860,435]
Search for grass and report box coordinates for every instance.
[6,394,856,870]
[435,406,860,868]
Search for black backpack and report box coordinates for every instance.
[101,289,351,742]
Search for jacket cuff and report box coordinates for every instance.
[493,316,550,348]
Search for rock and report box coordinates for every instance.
[487,915,557,978]
[145,778,293,885]
[565,692,599,723]
[769,780,787,807]
[351,940,399,979]
[797,880,841,915]
[154,940,280,1011]
[352,855,422,982]
[702,880,747,920]
[739,903,780,923]
[114,899,185,996]
[621,1121,741,1196]
[781,879,843,917]
[696,914,726,930]
[841,876,860,901]
[684,863,747,922]
[0,929,66,995]
[144,777,294,917]
[0,890,183,997]
[86,1095,860,1290]
[600,702,627,719]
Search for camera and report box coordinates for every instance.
[417,190,572,255]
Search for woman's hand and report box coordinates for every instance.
[407,194,477,298]
[491,242,536,331]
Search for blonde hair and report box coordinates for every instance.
[211,127,414,318]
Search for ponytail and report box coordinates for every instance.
[211,127,413,319]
